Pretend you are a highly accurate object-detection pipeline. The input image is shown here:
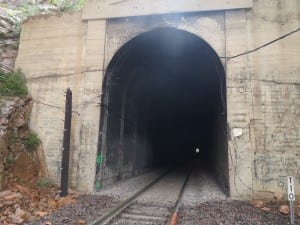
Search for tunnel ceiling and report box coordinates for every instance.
[101,27,227,186]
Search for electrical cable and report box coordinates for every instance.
[220,27,300,60]
[33,100,80,115]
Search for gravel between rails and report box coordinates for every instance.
[95,169,165,201]
[106,167,190,225]
[136,168,188,206]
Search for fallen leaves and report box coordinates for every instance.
[0,182,78,224]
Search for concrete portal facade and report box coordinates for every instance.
[15,0,300,199]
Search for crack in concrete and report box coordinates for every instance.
[26,69,103,81]
[231,78,300,86]
[253,79,300,86]
[109,0,132,6]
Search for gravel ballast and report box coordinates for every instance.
[178,200,292,225]
[26,170,166,225]
[24,167,299,225]
[26,197,296,225]
[25,195,119,225]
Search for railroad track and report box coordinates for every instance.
[90,167,191,225]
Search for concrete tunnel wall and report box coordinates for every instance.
[15,0,300,199]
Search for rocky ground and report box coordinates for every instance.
[180,163,300,225]
[2,192,298,225]
[25,195,119,225]
[178,200,297,225]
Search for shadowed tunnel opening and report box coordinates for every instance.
[98,27,229,194]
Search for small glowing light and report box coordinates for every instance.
[195,148,200,154]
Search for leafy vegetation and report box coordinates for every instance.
[24,132,40,152]
[49,0,86,12]
[19,4,40,17]
[0,69,28,97]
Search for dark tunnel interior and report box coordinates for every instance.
[98,27,229,193]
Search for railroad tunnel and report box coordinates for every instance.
[98,27,229,193]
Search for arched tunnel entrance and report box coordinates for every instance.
[98,27,229,194]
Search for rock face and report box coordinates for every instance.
[0,96,47,190]
[0,7,19,72]
[0,96,61,224]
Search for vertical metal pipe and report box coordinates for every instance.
[60,88,72,197]
[290,201,295,225]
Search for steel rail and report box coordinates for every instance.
[89,165,192,225]
[89,169,171,225]
[167,167,191,225]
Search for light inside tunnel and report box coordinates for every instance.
[98,27,229,193]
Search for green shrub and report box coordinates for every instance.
[24,132,40,152]
[49,0,86,12]
[19,5,40,17]
[0,69,28,97]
